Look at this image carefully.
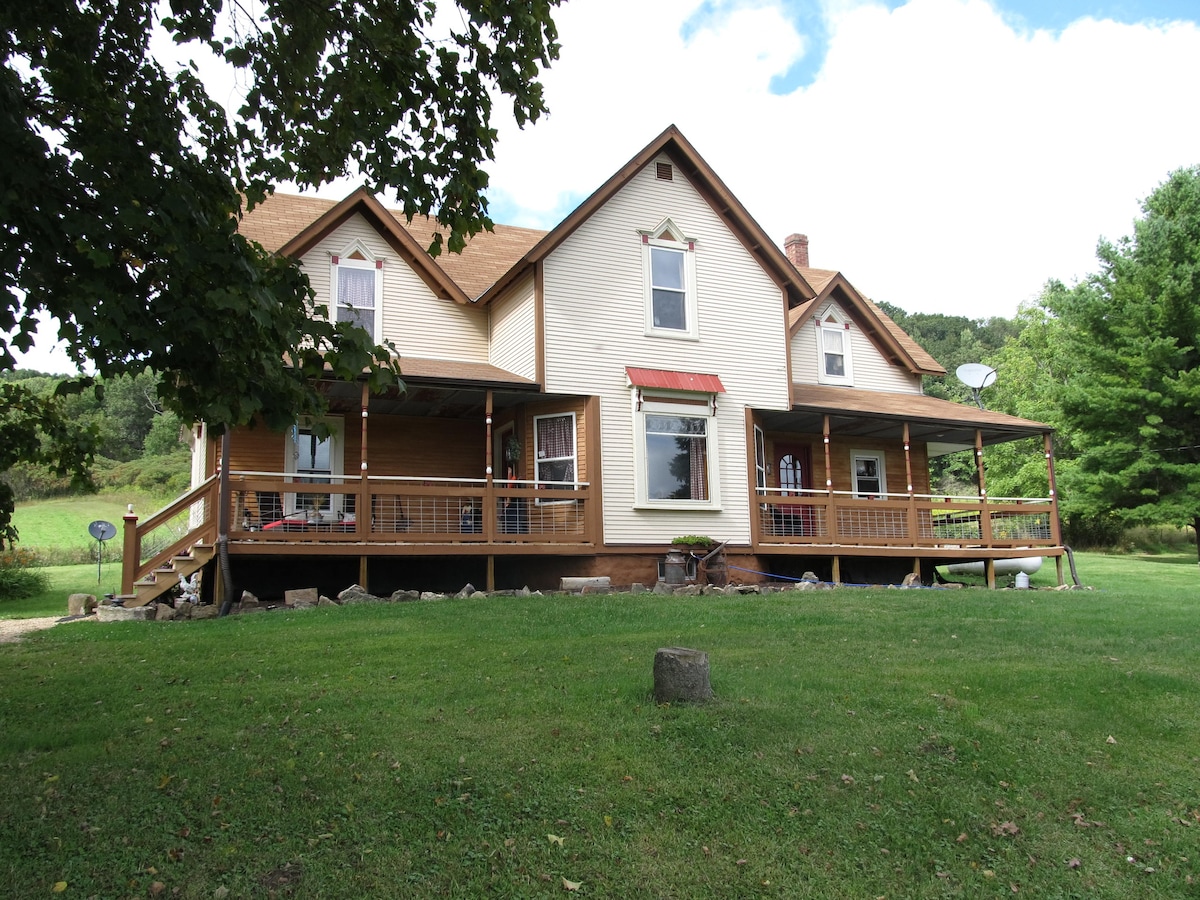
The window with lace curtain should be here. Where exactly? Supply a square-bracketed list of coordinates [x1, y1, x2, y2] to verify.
[331, 252, 382, 341]
[534, 412, 577, 501]
[634, 394, 720, 508]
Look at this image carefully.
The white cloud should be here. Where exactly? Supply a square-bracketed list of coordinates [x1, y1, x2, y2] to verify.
[487, 0, 1200, 318]
[14, 0, 1200, 373]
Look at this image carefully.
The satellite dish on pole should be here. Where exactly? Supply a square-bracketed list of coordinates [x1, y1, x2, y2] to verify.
[88, 520, 117, 586]
[955, 363, 998, 409]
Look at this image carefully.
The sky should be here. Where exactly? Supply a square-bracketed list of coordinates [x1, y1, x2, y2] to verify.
[11, 0, 1200, 372]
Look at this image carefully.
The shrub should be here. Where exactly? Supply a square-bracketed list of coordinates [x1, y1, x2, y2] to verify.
[671, 535, 717, 547]
[1061, 513, 1124, 549]
[0, 548, 49, 601]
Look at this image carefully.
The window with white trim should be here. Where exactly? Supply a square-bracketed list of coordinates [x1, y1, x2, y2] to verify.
[641, 219, 698, 339]
[815, 307, 853, 385]
[331, 248, 383, 341]
[535, 412, 577, 499]
[634, 393, 720, 507]
[851, 450, 886, 499]
[284, 417, 346, 516]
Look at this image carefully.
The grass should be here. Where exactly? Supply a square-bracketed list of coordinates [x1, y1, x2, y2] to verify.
[10, 491, 172, 566]
[0, 564, 110, 617]
[0, 553, 1196, 897]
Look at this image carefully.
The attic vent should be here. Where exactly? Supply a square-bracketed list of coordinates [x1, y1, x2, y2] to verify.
[656, 162, 673, 181]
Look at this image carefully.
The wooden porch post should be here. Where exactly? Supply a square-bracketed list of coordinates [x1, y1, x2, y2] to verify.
[1044, 433, 1062, 545]
[903, 423, 918, 543]
[1045, 432, 1065, 587]
[216, 428, 232, 606]
[746, 409, 760, 547]
[359, 382, 369, 590]
[121, 505, 139, 596]
[584, 395, 604, 545]
[975, 429, 993, 546]
[484, 391, 495, 590]
[823, 415, 837, 542]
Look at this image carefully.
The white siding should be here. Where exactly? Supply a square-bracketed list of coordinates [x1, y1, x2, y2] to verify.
[791, 301, 923, 393]
[299, 214, 489, 363]
[542, 154, 791, 545]
[489, 273, 537, 380]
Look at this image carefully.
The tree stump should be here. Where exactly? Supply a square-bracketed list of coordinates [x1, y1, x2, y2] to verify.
[653, 647, 713, 703]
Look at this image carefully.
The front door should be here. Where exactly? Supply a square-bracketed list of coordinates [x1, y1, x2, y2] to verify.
[775, 443, 813, 535]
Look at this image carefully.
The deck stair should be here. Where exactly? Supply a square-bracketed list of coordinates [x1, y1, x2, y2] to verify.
[119, 544, 216, 608]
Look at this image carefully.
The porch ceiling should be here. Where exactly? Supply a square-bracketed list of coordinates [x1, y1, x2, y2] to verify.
[764, 384, 1052, 448]
[316, 358, 541, 419]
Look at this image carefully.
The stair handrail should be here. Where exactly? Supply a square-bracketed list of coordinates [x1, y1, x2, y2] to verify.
[121, 475, 219, 595]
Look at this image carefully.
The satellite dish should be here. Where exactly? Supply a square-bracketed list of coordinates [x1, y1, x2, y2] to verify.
[955, 363, 998, 410]
[88, 520, 117, 541]
[88, 520, 117, 588]
[955, 363, 997, 390]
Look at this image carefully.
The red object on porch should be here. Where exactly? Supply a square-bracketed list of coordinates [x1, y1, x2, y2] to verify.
[625, 367, 726, 393]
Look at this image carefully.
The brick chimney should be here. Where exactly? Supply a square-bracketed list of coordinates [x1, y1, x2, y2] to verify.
[784, 233, 809, 269]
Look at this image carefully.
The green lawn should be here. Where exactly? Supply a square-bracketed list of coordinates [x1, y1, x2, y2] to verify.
[10, 491, 173, 565]
[1, 553, 1196, 897]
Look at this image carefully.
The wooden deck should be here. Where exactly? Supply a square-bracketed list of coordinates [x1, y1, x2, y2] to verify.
[753, 488, 1059, 551]
[121, 477, 1062, 596]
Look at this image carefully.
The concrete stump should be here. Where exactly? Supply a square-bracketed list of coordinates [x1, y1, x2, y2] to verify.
[653, 647, 713, 703]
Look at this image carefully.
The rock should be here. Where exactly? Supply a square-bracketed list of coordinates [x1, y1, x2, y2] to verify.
[469, 590, 488, 599]
[653, 647, 713, 704]
[629, 582, 648, 594]
[285, 587, 319, 606]
[517, 586, 532, 597]
[96, 604, 153, 622]
[800, 571, 820, 583]
[455, 583, 476, 598]
[735, 584, 761, 595]
[240, 590, 260, 607]
[419, 591, 447, 601]
[581, 585, 611, 595]
[192, 604, 219, 619]
[560, 576, 611, 591]
[900, 573, 922, 588]
[652, 581, 674, 595]
[338, 586, 381, 604]
[155, 603, 176, 621]
[389, 590, 421, 603]
[67, 593, 97, 616]
[317, 595, 337, 606]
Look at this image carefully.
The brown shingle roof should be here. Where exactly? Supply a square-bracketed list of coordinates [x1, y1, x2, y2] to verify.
[790, 266, 945, 376]
[239, 193, 546, 301]
[792, 383, 1048, 434]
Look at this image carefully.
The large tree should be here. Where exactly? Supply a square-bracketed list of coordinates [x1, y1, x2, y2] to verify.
[1047, 166, 1200, 559]
[1, 0, 560, 542]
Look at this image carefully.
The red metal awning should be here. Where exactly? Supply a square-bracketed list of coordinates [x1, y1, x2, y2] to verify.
[625, 366, 726, 393]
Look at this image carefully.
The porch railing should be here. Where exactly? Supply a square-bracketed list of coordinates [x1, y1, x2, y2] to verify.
[225, 473, 592, 544]
[754, 488, 1058, 549]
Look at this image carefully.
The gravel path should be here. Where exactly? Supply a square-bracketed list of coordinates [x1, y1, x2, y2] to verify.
[0, 616, 74, 643]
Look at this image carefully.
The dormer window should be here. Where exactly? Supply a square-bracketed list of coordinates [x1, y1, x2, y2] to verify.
[331, 243, 383, 341]
[815, 306, 854, 385]
[641, 218, 698, 340]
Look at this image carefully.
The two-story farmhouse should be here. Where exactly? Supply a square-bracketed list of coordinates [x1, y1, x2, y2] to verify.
[120, 126, 1065, 602]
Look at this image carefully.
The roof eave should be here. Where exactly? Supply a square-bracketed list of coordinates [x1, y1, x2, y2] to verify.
[277, 188, 472, 306]
[476, 125, 817, 306]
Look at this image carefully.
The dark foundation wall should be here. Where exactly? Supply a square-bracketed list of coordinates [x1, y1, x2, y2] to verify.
[224, 551, 816, 602]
